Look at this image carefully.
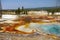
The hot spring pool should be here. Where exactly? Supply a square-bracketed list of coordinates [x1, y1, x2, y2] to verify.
[29, 23, 60, 36]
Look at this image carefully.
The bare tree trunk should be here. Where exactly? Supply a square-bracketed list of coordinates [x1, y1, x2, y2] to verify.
[52, 12, 54, 16]
[0, 0, 2, 18]
[48, 12, 50, 16]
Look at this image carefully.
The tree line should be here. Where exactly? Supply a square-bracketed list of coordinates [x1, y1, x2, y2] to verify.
[15, 7, 60, 15]
[15, 6, 28, 15]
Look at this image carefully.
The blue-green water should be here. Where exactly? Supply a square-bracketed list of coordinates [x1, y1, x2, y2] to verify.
[29, 23, 60, 36]
[39, 23, 60, 36]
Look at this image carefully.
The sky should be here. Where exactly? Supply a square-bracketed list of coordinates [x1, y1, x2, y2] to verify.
[1, 0, 59, 9]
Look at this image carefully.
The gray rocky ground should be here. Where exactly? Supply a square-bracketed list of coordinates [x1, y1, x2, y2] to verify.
[0, 32, 60, 40]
